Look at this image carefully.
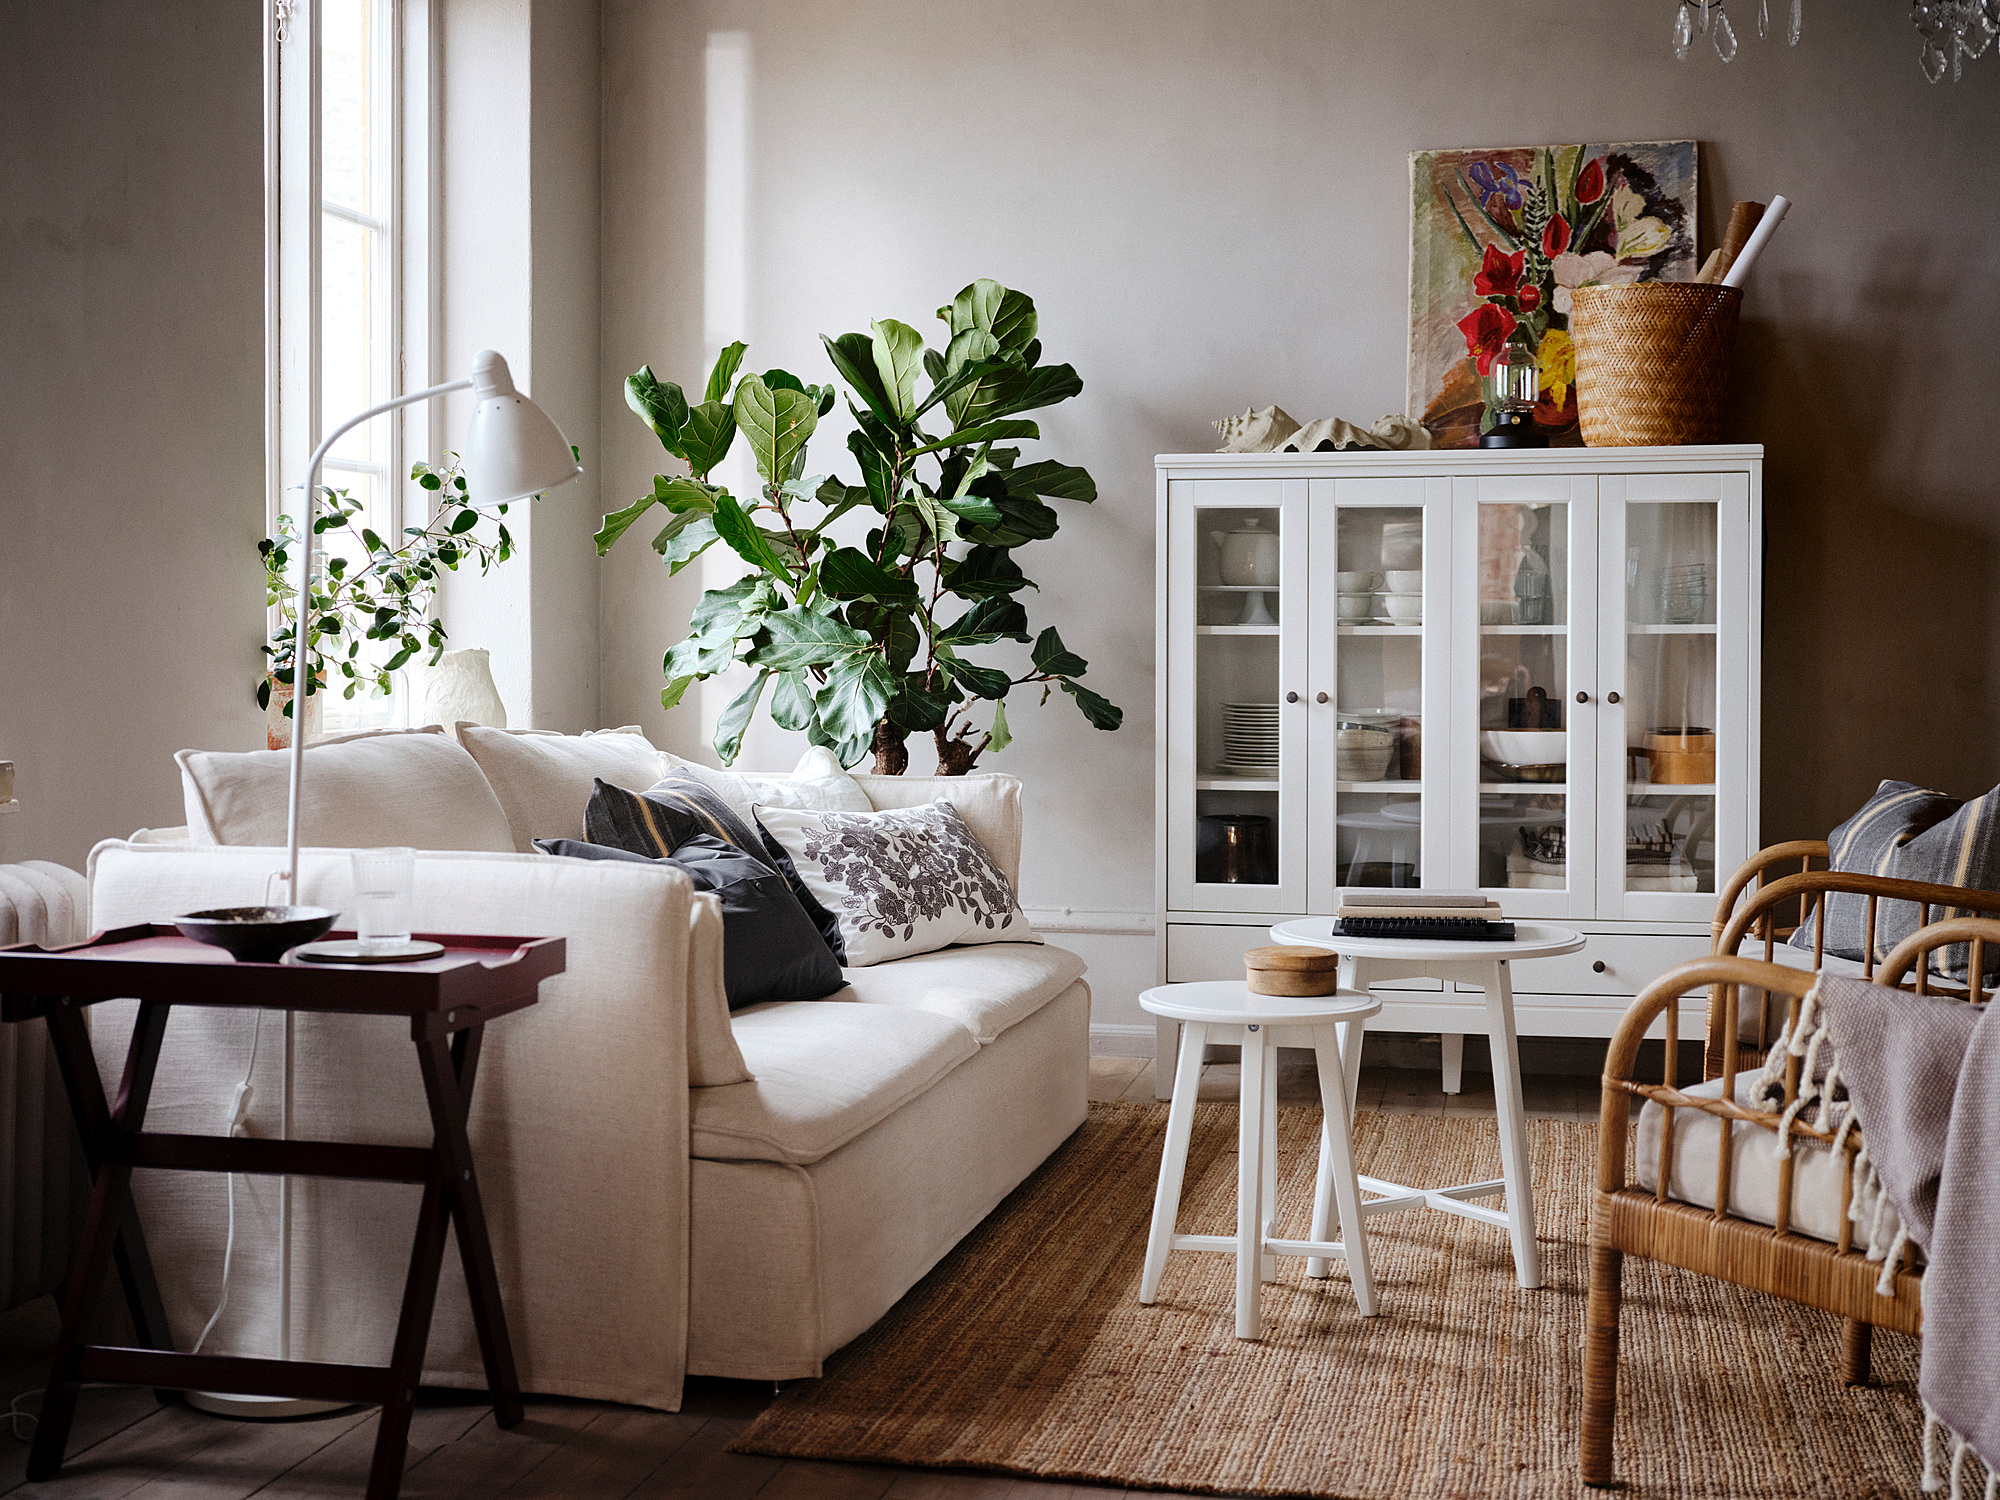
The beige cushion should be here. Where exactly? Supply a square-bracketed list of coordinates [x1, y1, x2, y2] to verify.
[685, 893, 752, 1087]
[458, 725, 663, 851]
[175, 730, 514, 852]
[662, 746, 873, 827]
[691, 1002, 978, 1165]
[1722, 939, 1868, 1044]
[842, 941, 1085, 1045]
[853, 773, 1024, 892]
[1635, 1074, 1853, 1245]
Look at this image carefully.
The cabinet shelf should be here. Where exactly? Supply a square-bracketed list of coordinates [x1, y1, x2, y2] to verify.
[1199, 584, 1280, 592]
[1480, 781, 1569, 793]
[1630, 783, 1716, 795]
[1195, 777, 1280, 791]
[1336, 624, 1422, 636]
[1628, 623, 1718, 634]
[1195, 624, 1279, 636]
[1481, 624, 1567, 636]
[1336, 780, 1418, 793]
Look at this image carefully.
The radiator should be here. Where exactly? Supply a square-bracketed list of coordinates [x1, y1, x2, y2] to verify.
[0, 861, 88, 1311]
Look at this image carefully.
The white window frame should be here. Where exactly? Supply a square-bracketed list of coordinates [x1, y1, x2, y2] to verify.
[266, 0, 438, 727]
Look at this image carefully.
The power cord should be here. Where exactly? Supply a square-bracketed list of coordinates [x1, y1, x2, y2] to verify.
[191, 1011, 264, 1355]
[6, 1384, 115, 1442]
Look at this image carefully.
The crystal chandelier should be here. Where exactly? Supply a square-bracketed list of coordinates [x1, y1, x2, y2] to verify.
[1672, 0, 1801, 62]
[1910, 0, 1998, 80]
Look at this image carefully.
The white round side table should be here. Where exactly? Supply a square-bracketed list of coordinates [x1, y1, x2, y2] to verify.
[1267, 919, 1586, 1290]
[1137, 981, 1383, 1340]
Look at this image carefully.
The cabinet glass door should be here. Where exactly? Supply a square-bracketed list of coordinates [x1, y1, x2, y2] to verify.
[1307, 478, 1447, 910]
[1166, 478, 1308, 913]
[1457, 477, 1597, 916]
[1598, 474, 1751, 919]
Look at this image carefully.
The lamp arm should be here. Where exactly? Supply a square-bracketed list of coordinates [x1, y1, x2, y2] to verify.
[283, 375, 473, 898]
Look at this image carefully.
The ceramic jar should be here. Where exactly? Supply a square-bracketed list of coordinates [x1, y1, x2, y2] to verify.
[1210, 519, 1280, 586]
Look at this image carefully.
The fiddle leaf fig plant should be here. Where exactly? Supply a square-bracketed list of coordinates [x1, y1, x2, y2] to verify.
[597, 279, 1121, 774]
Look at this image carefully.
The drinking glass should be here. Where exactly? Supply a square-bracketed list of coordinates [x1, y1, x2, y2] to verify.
[351, 847, 415, 951]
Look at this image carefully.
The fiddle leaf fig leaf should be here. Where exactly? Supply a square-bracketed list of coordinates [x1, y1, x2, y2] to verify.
[1032, 626, 1088, 679]
[1003, 459, 1097, 503]
[814, 652, 898, 746]
[906, 419, 1039, 458]
[987, 698, 1012, 753]
[938, 597, 1029, 645]
[822, 331, 896, 423]
[713, 670, 771, 765]
[733, 376, 819, 486]
[848, 429, 898, 511]
[941, 279, 1004, 337]
[653, 514, 718, 574]
[710, 492, 793, 583]
[887, 681, 951, 732]
[768, 668, 818, 732]
[936, 651, 1012, 700]
[958, 493, 1061, 548]
[869, 318, 926, 423]
[755, 606, 870, 669]
[704, 341, 748, 405]
[678, 400, 738, 479]
[625, 366, 690, 456]
[818, 545, 919, 601]
[945, 545, 1033, 598]
[594, 495, 656, 555]
[1061, 678, 1123, 730]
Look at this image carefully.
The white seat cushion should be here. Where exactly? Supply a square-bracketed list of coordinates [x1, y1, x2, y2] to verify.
[1635, 1074, 1852, 1246]
[1721, 939, 1867, 1043]
[457, 725, 663, 850]
[175, 731, 515, 852]
[843, 942, 1086, 1045]
[690, 1003, 978, 1165]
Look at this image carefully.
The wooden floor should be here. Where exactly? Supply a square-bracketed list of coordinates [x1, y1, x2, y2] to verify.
[1, 1060, 1593, 1500]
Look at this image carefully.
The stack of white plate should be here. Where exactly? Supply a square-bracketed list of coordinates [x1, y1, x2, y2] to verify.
[1216, 701, 1280, 776]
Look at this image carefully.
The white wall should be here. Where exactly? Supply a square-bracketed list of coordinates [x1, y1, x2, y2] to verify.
[0, 1, 268, 873]
[600, 0, 2000, 1030]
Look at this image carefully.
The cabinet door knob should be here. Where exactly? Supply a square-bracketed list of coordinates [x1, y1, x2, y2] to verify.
[1286, 691, 1300, 704]
[1575, 691, 1589, 704]
[1316, 691, 1329, 704]
[1592, 960, 1607, 974]
[1607, 691, 1622, 705]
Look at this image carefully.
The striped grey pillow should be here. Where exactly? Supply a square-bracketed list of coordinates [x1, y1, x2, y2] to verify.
[1792, 780, 2000, 976]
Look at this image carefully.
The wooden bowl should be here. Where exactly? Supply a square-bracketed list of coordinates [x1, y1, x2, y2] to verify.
[1245, 944, 1342, 997]
[174, 906, 337, 962]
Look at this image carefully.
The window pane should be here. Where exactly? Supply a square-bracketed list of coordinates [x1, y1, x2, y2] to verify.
[320, 212, 378, 464]
[321, 0, 372, 215]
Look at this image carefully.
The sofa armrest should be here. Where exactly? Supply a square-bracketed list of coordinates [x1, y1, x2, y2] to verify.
[86, 840, 701, 1411]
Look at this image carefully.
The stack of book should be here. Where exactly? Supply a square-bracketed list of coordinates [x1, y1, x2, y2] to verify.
[1333, 889, 1516, 941]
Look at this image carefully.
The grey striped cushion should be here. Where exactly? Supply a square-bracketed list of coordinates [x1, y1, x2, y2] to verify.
[1792, 779, 2000, 977]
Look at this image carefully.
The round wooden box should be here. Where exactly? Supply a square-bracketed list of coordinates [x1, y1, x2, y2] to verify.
[1244, 945, 1342, 997]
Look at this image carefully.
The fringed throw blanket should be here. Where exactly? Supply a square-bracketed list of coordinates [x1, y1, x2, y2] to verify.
[1759, 975, 1998, 1497]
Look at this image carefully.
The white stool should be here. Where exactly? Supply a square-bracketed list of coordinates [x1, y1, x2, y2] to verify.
[1137, 981, 1383, 1339]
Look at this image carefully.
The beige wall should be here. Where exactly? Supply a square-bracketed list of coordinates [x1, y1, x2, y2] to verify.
[0, 1, 268, 872]
[600, 0, 2000, 925]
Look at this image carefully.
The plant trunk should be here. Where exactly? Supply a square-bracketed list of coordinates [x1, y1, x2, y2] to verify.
[933, 725, 989, 777]
[870, 719, 909, 776]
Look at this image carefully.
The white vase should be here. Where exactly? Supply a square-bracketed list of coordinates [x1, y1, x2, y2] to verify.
[1210, 519, 1281, 586]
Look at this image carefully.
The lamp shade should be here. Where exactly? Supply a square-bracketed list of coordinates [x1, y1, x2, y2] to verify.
[463, 349, 583, 504]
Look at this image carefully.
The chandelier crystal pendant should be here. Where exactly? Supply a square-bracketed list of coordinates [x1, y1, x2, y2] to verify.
[1671, 0, 1795, 60]
[1909, 0, 1998, 81]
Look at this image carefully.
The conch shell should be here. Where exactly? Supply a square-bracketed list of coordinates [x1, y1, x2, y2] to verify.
[1280, 413, 1434, 453]
[1212, 405, 1299, 453]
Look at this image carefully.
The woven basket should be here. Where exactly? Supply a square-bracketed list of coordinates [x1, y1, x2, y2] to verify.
[1570, 283, 1741, 446]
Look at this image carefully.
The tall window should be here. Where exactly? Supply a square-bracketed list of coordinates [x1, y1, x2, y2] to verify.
[269, 0, 432, 733]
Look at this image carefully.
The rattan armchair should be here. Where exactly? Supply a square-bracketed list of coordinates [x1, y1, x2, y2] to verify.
[1582, 919, 2000, 1489]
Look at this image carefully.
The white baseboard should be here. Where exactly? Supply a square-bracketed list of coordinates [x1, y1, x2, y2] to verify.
[1088, 1023, 1156, 1038]
[1021, 905, 1154, 936]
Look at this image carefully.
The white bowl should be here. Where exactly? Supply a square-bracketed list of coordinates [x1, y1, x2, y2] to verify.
[1335, 571, 1381, 592]
[1482, 729, 1567, 767]
[1336, 596, 1372, 620]
[1378, 593, 1424, 622]
[1479, 599, 1519, 626]
[1384, 570, 1424, 592]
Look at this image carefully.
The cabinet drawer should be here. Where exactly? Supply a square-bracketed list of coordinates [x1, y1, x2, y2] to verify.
[1166, 924, 1441, 991]
[1502, 934, 1710, 998]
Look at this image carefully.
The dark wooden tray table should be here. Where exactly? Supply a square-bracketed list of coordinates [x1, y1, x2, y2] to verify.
[0, 923, 565, 1499]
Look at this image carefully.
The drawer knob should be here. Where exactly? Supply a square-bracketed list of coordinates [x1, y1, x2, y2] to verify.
[1316, 691, 1329, 704]
[1592, 960, 1607, 974]
[1286, 691, 1300, 704]
[1607, 691, 1622, 705]
[1575, 691, 1589, 704]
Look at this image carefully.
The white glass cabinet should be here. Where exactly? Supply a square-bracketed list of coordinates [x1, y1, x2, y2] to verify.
[1155, 447, 1762, 1069]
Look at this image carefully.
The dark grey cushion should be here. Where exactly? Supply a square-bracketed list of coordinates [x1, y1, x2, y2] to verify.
[534, 834, 844, 1009]
[1792, 779, 2000, 977]
[580, 775, 846, 963]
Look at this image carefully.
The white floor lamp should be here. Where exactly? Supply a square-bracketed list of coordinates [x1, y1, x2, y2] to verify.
[188, 350, 579, 1418]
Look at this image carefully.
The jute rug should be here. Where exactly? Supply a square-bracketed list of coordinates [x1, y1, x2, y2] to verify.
[733, 1100, 1926, 1499]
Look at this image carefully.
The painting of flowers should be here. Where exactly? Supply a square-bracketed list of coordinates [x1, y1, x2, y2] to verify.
[1407, 142, 1698, 447]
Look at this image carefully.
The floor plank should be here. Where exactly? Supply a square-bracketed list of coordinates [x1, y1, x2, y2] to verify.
[1085, 1057, 1143, 1103]
[493, 1406, 706, 1500]
[241, 1395, 492, 1498]
[623, 1415, 783, 1500]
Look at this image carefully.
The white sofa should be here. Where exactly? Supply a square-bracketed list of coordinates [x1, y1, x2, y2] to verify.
[84, 737, 1088, 1412]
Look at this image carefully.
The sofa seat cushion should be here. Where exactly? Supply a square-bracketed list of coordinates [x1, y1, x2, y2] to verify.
[842, 942, 1086, 1046]
[690, 1003, 978, 1165]
[1634, 1073, 1857, 1247]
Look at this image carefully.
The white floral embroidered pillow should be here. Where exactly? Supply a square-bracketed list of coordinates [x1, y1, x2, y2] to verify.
[754, 799, 1041, 967]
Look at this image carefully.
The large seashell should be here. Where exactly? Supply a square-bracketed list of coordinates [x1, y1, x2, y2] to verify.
[1212, 405, 1299, 453]
[1277, 412, 1435, 453]
[1369, 412, 1433, 451]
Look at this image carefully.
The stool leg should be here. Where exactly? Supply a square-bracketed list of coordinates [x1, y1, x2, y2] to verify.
[1484, 959, 1543, 1289]
[1306, 1024, 1350, 1279]
[1153, 1016, 1178, 1100]
[1336, 1014, 1366, 1114]
[1441, 1032, 1464, 1095]
[1236, 1026, 1267, 1340]
[1140, 1021, 1206, 1304]
[1260, 1035, 1278, 1283]
[1313, 1022, 1377, 1316]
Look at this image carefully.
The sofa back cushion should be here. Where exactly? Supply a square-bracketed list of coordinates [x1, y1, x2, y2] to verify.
[176, 730, 515, 852]
[458, 725, 663, 851]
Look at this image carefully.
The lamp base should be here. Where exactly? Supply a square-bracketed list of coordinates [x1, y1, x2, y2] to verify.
[186, 1390, 354, 1420]
[1479, 411, 1548, 448]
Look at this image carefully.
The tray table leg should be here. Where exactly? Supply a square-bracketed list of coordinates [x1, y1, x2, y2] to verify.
[29, 1000, 172, 1482]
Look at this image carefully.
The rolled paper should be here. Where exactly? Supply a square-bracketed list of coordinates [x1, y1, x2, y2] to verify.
[1694, 248, 1727, 284]
[1721, 194, 1791, 290]
[1717, 200, 1766, 277]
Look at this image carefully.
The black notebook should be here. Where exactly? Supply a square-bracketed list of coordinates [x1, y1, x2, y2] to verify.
[1332, 916, 1517, 942]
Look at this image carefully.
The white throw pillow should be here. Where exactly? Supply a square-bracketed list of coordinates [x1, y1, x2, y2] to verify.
[660, 745, 872, 829]
[755, 799, 1039, 967]
[176, 730, 516, 851]
[458, 724, 663, 851]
